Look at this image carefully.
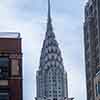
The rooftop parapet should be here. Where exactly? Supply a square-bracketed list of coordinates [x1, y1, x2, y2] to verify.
[0, 32, 21, 53]
[0, 32, 20, 38]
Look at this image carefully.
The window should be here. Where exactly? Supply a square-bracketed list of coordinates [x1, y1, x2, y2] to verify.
[0, 57, 9, 80]
[59, 91, 61, 93]
[59, 87, 61, 89]
[53, 47, 56, 53]
[48, 47, 51, 53]
[96, 66, 100, 74]
[96, 81, 100, 97]
[89, 5, 93, 14]
[59, 80, 60, 82]
[49, 80, 51, 82]
[53, 98, 57, 100]
[11, 60, 19, 75]
[0, 86, 9, 100]
[58, 57, 61, 62]
[45, 56, 48, 62]
[96, 57, 99, 66]
[0, 94, 8, 100]
[98, 81, 100, 95]
[49, 91, 51, 93]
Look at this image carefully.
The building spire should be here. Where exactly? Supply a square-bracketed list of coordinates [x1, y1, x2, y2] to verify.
[47, 0, 53, 32]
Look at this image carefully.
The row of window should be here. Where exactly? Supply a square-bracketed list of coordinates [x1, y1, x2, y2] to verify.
[44, 54, 62, 63]
[46, 31, 55, 40]
[0, 57, 19, 80]
[48, 91, 62, 96]
[96, 81, 100, 97]
[43, 46, 61, 57]
[85, 1, 96, 18]
[0, 95, 8, 100]
[45, 38, 57, 47]
[49, 76, 62, 79]
[48, 87, 61, 89]
[48, 95, 61, 97]
[0, 58, 9, 80]
[0, 86, 9, 100]
[44, 62, 63, 71]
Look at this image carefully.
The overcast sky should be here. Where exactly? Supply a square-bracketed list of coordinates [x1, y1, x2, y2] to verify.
[0, 0, 88, 100]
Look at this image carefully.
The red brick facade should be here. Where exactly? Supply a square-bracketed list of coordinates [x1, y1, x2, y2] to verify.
[0, 37, 23, 100]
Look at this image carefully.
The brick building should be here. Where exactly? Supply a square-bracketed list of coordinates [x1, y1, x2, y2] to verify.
[0, 32, 23, 100]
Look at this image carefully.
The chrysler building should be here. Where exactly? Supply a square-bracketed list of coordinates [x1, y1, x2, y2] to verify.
[36, 0, 69, 100]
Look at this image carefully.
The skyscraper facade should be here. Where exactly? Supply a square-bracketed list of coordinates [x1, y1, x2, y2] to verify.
[84, 0, 100, 100]
[94, 71, 100, 100]
[0, 32, 23, 100]
[36, 0, 68, 100]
